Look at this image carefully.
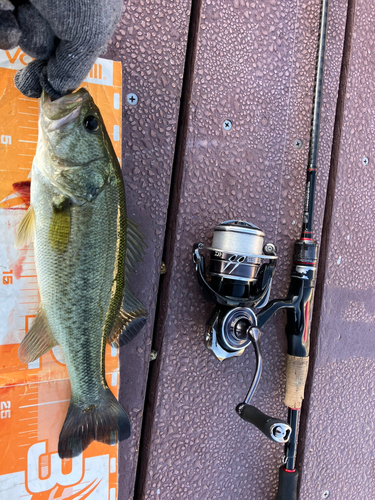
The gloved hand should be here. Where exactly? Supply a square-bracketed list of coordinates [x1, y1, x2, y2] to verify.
[0, 0, 122, 99]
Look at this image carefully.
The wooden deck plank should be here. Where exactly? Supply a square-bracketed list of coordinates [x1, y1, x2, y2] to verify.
[141, 0, 348, 498]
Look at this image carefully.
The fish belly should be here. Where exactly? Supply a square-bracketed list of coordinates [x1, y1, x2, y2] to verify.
[31, 164, 120, 403]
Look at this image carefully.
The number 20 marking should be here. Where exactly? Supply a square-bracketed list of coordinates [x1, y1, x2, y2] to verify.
[1, 401, 11, 419]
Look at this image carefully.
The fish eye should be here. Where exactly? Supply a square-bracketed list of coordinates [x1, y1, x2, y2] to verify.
[84, 115, 99, 132]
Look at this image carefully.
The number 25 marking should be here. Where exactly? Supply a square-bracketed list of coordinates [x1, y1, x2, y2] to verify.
[1, 401, 11, 419]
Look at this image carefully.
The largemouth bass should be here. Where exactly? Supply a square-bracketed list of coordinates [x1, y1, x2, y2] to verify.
[15, 88, 147, 459]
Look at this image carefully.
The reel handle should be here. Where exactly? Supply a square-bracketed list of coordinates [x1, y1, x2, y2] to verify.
[236, 403, 291, 443]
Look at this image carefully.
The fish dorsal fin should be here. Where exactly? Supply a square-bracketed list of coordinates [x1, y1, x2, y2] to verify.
[15, 206, 35, 248]
[18, 307, 58, 363]
[125, 218, 146, 279]
[108, 287, 147, 347]
[49, 196, 71, 253]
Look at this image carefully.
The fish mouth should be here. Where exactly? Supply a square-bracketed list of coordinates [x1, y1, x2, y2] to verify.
[41, 88, 91, 126]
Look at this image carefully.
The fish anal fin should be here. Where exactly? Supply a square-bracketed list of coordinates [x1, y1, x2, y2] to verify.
[108, 287, 147, 347]
[15, 206, 35, 248]
[125, 218, 146, 279]
[49, 198, 71, 253]
[58, 388, 130, 459]
[18, 307, 58, 363]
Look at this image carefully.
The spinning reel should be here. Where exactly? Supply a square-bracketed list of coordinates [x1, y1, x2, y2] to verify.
[194, 220, 318, 448]
[193, 220, 291, 444]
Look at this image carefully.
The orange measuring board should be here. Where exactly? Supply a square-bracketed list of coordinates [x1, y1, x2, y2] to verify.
[0, 49, 123, 500]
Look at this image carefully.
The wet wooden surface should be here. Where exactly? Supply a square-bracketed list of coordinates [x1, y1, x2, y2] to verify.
[300, 1, 375, 497]
[104, 0, 192, 496]
[139, 0, 349, 498]
[103, 0, 375, 498]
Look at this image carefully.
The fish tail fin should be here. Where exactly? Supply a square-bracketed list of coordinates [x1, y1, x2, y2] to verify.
[58, 388, 130, 459]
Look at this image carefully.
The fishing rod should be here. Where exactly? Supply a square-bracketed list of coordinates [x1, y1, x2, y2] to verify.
[192, 0, 329, 498]
[272, 0, 329, 496]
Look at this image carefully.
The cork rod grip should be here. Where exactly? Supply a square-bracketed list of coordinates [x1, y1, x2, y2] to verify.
[284, 355, 309, 409]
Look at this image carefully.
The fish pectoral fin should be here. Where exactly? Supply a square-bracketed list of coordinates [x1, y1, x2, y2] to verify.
[18, 307, 58, 363]
[125, 218, 147, 279]
[108, 287, 147, 347]
[49, 199, 71, 253]
[15, 205, 35, 248]
[12, 180, 31, 206]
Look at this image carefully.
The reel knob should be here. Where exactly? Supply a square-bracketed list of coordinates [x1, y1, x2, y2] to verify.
[236, 403, 291, 444]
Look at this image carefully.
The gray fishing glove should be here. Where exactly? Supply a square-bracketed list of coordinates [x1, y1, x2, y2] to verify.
[0, 0, 122, 99]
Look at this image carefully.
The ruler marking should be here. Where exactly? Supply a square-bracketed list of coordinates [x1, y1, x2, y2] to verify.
[20, 399, 70, 409]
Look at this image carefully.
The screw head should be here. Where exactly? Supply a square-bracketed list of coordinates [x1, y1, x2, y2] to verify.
[127, 93, 138, 105]
[363, 156, 369, 166]
[322, 491, 330, 499]
[294, 139, 303, 149]
[264, 243, 276, 255]
[223, 120, 232, 131]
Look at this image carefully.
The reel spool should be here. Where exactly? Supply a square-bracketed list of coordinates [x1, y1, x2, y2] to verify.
[193, 220, 277, 307]
[208, 220, 267, 282]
